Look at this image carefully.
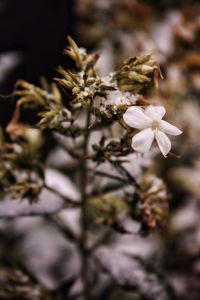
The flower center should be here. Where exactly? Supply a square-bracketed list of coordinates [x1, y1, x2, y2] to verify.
[151, 120, 160, 131]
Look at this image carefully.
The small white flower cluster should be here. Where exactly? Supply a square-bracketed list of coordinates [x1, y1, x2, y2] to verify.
[77, 47, 87, 57]
[107, 91, 139, 107]
[123, 105, 182, 157]
[101, 72, 116, 87]
[105, 90, 139, 113]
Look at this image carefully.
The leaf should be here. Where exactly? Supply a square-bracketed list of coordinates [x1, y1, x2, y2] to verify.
[95, 248, 171, 300]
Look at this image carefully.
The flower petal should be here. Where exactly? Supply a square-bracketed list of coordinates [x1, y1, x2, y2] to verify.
[144, 105, 166, 120]
[123, 106, 151, 129]
[131, 128, 154, 153]
[160, 120, 182, 135]
[155, 130, 171, 157]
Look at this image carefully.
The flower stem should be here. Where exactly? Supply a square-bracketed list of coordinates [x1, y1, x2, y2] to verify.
[79, 104, 92, 300]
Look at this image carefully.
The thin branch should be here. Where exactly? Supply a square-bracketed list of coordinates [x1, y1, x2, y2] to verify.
[0, 210, 61, 220]
[56, 137, 80, 159]
[0, 202, 79, 220]
[90, 181, 128, 197]
[88, 229, 113, 253]
[114, 163, 141, 189]
[87, 167, 129, 184]
[46, 214, 79, 243]
[79, 101, 93, 300]
[44, 183, 80, 207]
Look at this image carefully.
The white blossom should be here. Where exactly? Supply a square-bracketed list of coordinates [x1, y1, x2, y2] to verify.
[101, 73, 116, 86]
[107, 90, 139, 109]
[123, 105, 182, 157]
[77, 47, 87, 56]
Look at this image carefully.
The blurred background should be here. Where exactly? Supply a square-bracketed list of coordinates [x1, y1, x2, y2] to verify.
[0, 0, 200, 299]
[0, 0, 73, 125]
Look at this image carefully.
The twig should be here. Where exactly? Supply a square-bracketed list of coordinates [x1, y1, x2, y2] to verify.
[87, 167, 129, 184]
[114, 163, 140, 189]
[55, 135, 80, 159]
[88, 229, 113, 253]
[79, 102, 93, 300]
[90, 181, 128, 197]
[0, 210, 63, 220]
[46, 214, 79, 243]
[44, 184, 80, 207]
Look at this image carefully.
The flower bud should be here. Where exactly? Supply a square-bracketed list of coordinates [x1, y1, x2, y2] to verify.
[141, 65, 154, 74]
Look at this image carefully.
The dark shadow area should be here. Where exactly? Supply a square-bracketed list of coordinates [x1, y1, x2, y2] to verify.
[0, 0, 75, 126]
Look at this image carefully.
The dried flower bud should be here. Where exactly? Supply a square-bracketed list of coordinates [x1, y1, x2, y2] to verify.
[89, 194, 127, 226]
[114, 55, 159, 93]
[131, 174, 170, 234]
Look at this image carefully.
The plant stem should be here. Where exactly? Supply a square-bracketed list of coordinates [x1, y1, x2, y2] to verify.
[79, 104, 92, 300]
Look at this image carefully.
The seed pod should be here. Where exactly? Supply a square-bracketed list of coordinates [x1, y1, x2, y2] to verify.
[119, 84, 142, 93]
[135, 64, 154, 74]
[67, 36, 79, 52]
[85, 54, 99, 72]
[52, 83, 62, 104]
[63, 49, 76, 61]
[123, 56, 136, 65]
[58, 67, 74, 83]
[128, 72, 151, 83]
[72, 86, 80, 94]
[58, 79, 74, 90]
[134, 55, 151, 65]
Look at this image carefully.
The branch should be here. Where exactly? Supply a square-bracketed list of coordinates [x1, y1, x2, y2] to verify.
[44, 184, 80, 207]
[87, 167, 129, 184]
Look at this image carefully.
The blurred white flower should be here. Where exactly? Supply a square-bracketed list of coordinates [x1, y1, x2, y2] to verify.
[123, 105, 182, 156]
[0, 51, 22, 83]
[107, 90, 138, 108]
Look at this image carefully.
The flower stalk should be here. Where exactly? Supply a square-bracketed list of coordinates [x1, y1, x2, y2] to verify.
[79, 101, 92, 300]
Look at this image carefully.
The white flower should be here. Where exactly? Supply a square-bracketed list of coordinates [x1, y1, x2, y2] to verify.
[107, 91, 139, 108]
[123, 105, 182, 156]
[77, 47, 87, 56]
